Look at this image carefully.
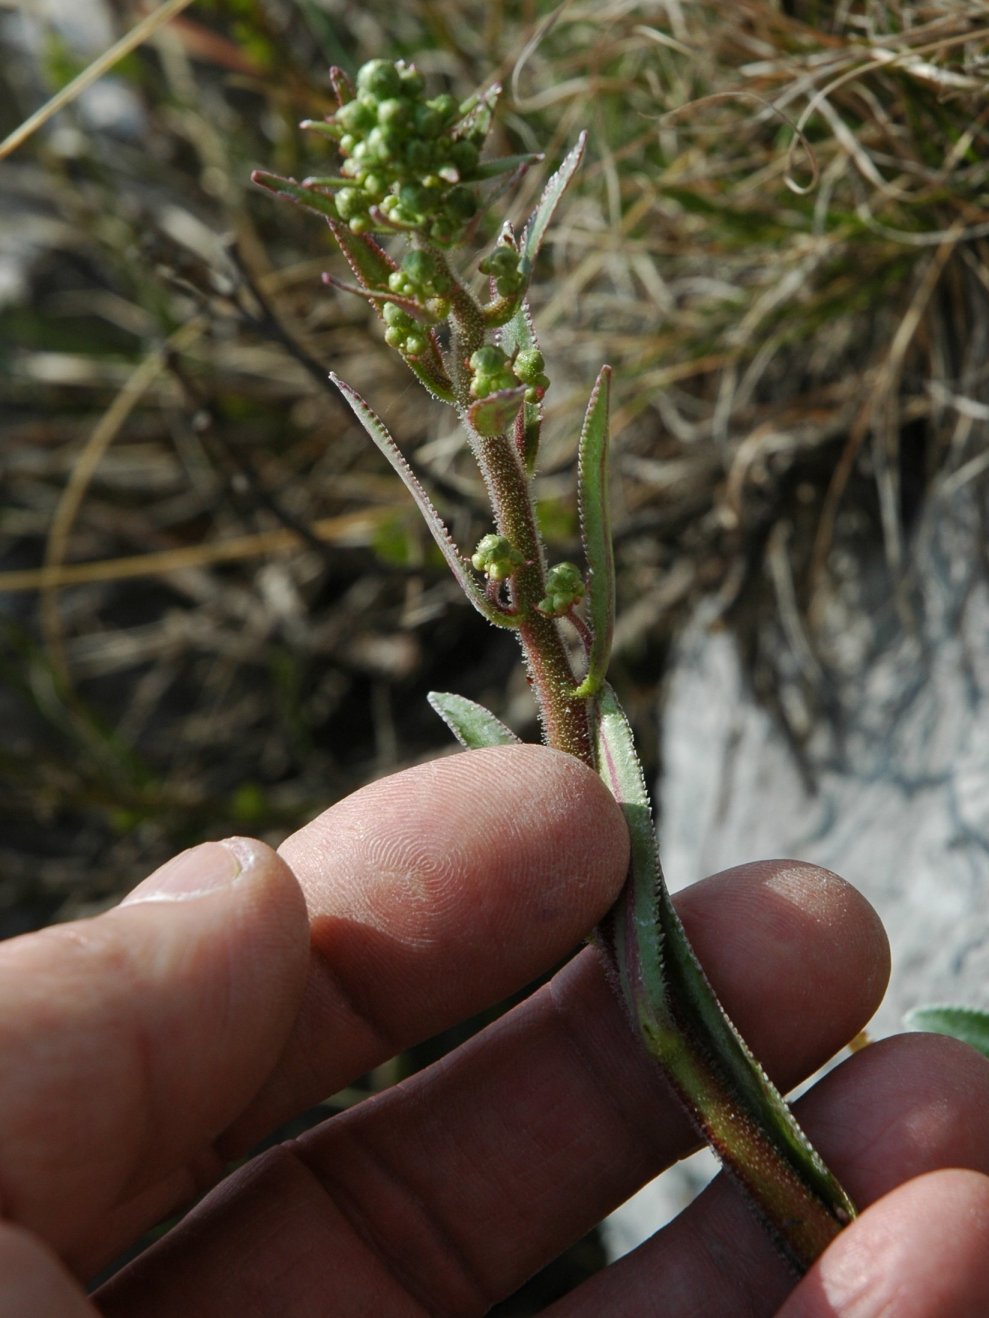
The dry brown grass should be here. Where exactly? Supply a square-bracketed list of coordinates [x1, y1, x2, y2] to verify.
[2, 0, 987, 916]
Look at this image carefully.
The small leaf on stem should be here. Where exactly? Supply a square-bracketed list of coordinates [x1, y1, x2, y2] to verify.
[573, 366, 614, 697]
[427, 691, 521, 748]
[519, 131, 587, 278]
[331, 374, 517, 628]
[468, 385, 527, 439]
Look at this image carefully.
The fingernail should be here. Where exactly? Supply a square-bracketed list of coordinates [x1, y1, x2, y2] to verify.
[121, 839, 247, 905]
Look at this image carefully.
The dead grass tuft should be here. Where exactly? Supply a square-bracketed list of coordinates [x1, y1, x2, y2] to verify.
[2, 0, 987, 923]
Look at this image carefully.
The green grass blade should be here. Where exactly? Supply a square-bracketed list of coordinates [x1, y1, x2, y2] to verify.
[906, 1005, 989, 1058]
[331, 375, 516, 629]
[573, 366, 614, 698]
[427, 691, 520, 748]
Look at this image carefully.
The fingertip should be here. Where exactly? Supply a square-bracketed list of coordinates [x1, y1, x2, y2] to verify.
[0, 1223, 94, 1316]
[780, 1169, 989, 1317]
[279, 742, 629, 960]
[676, 860, 891, 1087]
[0, 837, 310, 1269]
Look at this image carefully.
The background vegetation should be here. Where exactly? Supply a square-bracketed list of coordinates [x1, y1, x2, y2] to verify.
[3, 0, 988, 1304]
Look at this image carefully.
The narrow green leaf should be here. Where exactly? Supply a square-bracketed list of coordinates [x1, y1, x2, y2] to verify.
[427, 691, 520, 749]
[252, 169, 343, 223]
[593, 684, 855, 1269]
[519, 131, 587, 278]
[401, 340, 456, 404]
[331, 374, 517, 629]
[252, 174, 402, 304]
[573, 366, 614, 698]
[905, 1005, 989, 1058]
[325, 218, 397, 293]
[474, 152, 543, 179]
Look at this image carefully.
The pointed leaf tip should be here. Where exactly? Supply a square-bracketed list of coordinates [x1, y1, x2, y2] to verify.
[427, 691, 521, 749]
[573, 365, 614, 698]
[519, 130, 587, 278]
[330, 374, 517, 630]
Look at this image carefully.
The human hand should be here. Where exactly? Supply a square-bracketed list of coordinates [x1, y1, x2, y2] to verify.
[2, 747, 988, 1316]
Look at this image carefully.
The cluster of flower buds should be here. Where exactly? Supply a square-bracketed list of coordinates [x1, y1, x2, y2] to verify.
[381, 302, 428, 357]
[386, 249, 453, 315]
[469, 345, 550, 404]
[479, 245, 525, 298]
[468, 346, 516, 399]
[471, 533, 525, 582]
[325, 58, 488, 244]
[511, 348, 550, 403]
[537, 562, 585, 616]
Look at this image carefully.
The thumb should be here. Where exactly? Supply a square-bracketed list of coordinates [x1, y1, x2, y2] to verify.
[0, 837, 308, 1277]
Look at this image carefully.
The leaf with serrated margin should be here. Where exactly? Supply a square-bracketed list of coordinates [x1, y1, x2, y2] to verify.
[519, 131, 587, 278]
[573, 366, 614, 698]
[325, 218, 397, 292]
[427, 691, 520, 748]
[252, 170, 345, 222]
[593, 683, 856, 1269]
[331, 375, 517, 629]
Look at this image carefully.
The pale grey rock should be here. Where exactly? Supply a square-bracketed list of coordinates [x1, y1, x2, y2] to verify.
[604, 474, 989, 1257]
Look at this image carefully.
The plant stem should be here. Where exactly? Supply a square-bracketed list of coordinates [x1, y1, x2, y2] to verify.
[472, 428, 592, 762]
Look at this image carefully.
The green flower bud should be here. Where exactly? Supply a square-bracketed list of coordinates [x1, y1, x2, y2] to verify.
[376, 98, 409, 129]
[428, 218, 455, 245]
[471, 533, 524, 582]
[336, 99, 375, 135]
[513, 348, 546, 384]
[414, 105, 445, 139]
[480, 245, 524, 296]
[469, 346, 515, 397]
[362, 172, 387, 200]
[335, 187, 367, 222]
[356, 59, 404, 101]
[398, 181, 430, 217]
[513, 349, 550, 401]
[363, 126, 391, 164]
[470, 346, 509, 374]
[382, 302, 413, 329]
[428, 93, 457, 122]
[537, 562, 585, 616]
[402, 138, 433, 172]
[403, 249, 434, 285]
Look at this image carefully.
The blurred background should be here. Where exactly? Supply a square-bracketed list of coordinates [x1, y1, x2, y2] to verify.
[3, 0, 988, 1304]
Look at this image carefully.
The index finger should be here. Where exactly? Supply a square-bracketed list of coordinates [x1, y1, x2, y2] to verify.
[224, 744, 630, 1150]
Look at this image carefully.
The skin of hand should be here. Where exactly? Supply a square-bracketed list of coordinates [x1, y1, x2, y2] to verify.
[1, 747, 988, 1317]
